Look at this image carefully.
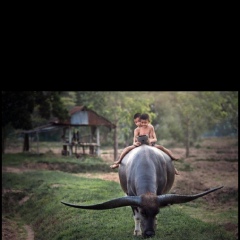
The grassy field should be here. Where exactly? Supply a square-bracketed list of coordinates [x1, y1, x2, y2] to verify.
[2, 137, 238, 240]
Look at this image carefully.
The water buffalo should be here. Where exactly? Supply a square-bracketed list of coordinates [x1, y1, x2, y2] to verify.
[61, 144, 223, 238]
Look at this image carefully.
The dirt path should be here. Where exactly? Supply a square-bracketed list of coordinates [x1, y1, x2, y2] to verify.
[2, 217, 34, 240]
[2, 188, 34, 240]
[23, 225, 34, 240]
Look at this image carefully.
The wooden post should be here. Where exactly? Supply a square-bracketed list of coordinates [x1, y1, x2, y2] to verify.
[36, 131, 39, 155]
[23, 133, 29, 152]
[96, 127, 100, 156]
[82, 145, 86, 154]
[69, 126, 72, 156]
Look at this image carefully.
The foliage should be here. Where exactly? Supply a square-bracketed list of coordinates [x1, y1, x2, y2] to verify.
[102, 92, 156, 134]
[2, 91, 69, 130]
[76, 91, 107, 113]
[2, 91, 69, 153]
[3, 91, 238, 158]
[59, 91, 77, 110]
[73, 91, 158, 158]
[148, 92, 238, 157]
[200, 91, 238, 136]
[2, 91, 35, 130]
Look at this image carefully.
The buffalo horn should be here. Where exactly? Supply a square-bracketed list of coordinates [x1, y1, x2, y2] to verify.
[157, 186, 223, 207]
[61, 196, 141, 210]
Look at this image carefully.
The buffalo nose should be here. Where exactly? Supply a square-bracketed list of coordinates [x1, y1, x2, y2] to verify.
[144, 230, 155, 238]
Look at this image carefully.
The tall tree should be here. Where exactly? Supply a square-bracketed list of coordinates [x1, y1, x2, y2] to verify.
[75, 91, 107, 113]
[2, 91, 68, 153]
[60, 91, 77, 110]
[100, 92, 156, 160]
[169, 91, 238, 157]
[202, 91, 238, 135]
[75, 91, 156, 160]
[173, 92, 205, 157]
[69, 91, 238, 159]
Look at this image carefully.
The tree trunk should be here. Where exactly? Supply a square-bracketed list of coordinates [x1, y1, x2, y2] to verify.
[23, 133, 29, 152]
[113, 127, 118, 161]
[2, 127, 5, 154]
[185, 121, 190, 158]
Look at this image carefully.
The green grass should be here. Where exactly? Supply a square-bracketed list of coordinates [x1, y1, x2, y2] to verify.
[2, 152, 112, 173]
[195, 158, 238, 162]
[2, 215, 27, 240]
[2, 153, 237, 240]
[3, 170, 235, 240]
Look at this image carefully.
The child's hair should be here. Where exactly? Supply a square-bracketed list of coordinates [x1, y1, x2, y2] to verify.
[133, 113, 141, 119]
[140, 113, 150, 121]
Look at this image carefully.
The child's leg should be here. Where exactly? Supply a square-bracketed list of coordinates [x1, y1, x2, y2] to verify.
[155, 144, 178, 160]
[110, 145, 137, 169]
[175, 167, 180, 175]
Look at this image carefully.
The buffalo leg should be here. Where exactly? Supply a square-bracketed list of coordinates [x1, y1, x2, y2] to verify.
[132, 207, 142, 236]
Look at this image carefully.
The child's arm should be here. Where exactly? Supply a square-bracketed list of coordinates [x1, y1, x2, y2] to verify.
[149, 125, 157, 144]
[133, 128, 141, 146]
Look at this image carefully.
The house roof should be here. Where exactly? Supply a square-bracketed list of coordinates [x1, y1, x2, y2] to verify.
[50, 106, 116, 129]
[69, 106, 86, 115]
[21, 124, 61, 134]
[21, 106, 116, 134]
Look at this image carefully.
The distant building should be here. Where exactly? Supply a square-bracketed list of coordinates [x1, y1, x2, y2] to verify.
[22, 106, 116, 156]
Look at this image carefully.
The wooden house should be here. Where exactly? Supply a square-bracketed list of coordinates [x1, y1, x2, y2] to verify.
[22, 106, 116, 156]
[51, 106, 116, 156]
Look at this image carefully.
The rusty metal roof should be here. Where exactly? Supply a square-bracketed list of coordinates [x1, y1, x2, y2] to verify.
[51, 106, 116, 129]
[21, 106, 116, 134]
[69, 106, 86, 115]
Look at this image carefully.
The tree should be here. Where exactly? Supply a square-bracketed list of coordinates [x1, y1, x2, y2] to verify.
[2, 91, 68, 153]
[173, 92, 206, 157]
[59, 91, 238, 160]
[100, 92, 156, 160]
[168, 91, 238, 157]
[75, 91, 156, 160]
[212, 91, 238, 135]
[60, 91, 77, 110]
